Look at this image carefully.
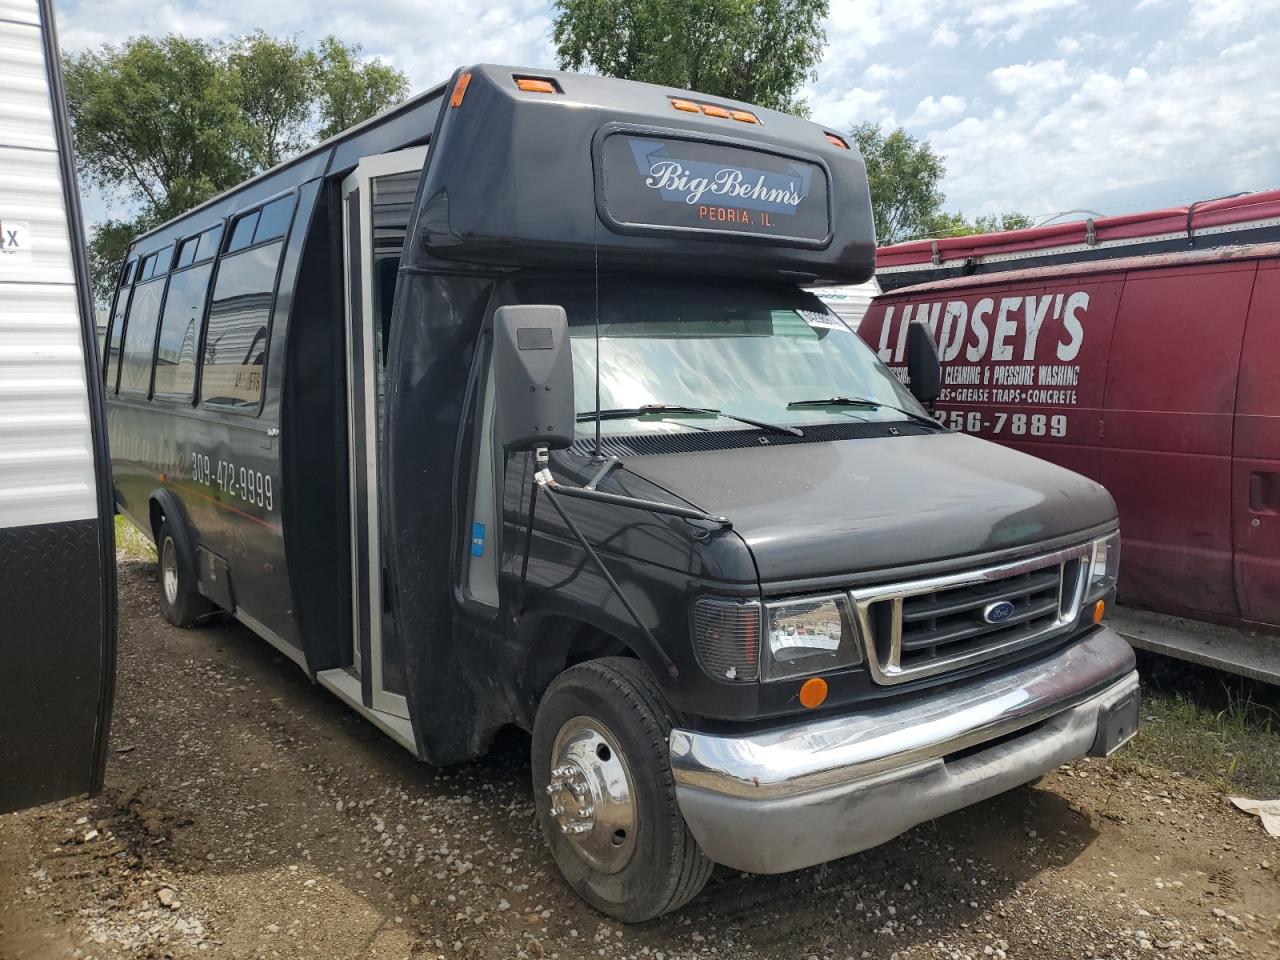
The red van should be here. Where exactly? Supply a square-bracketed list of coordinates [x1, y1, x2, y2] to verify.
[858, 240, 1280, 672]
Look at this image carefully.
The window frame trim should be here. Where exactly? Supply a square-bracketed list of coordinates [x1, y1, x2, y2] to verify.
[149, 258, 218, 405]
[116, 273, 171, 400]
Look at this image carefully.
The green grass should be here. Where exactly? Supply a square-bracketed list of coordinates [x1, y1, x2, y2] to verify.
[114, 513, 155, 562]
[1116, 651, 1280, 797]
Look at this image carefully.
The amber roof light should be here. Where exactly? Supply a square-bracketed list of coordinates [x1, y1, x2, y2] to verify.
[514, 76, 560, 94]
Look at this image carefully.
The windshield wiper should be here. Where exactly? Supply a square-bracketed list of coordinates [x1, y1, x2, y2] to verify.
[576, 404, 803, 437]
[787, 396, 946, 430]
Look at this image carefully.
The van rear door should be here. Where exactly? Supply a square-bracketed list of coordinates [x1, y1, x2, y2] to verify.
[1100, 259, 1255, 619]
[1232, 258, 1280, 625]
[0, 0, 116, 813]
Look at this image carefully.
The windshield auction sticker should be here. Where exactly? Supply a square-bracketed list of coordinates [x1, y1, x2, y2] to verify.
[599, 133, 831, 245]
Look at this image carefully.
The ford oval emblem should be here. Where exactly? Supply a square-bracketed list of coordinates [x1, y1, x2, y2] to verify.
[983, 600, 1016, 624]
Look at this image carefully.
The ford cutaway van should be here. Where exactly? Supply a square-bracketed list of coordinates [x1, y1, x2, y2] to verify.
[102, 65, 1138, 920]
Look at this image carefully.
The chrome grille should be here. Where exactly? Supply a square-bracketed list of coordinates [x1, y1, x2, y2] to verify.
[850, 543, 1092, 685]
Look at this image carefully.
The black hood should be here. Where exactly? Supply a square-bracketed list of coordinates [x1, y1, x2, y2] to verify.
[619, 432, 1116, 583]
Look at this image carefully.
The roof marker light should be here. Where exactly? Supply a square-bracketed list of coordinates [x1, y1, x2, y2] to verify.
[701, 104, 731, 119]
[515, 77, 558, 93]
[450, 72, 471, 108]
[729, 109, 759, 124]
[670, 97, 700, 113]
[825, 132, 849, 149]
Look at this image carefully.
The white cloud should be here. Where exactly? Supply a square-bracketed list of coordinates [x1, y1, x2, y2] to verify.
[57, 1, 555, 89]
[966, 0, 1081, 44]
[933, 32, 1280, 216]
[1188, 0, 1280, 33]
[988, 59, 1074, 99]
[863, 63, 904, 84]
[906, 94, 967, 127]
[931, 22, 960, 47]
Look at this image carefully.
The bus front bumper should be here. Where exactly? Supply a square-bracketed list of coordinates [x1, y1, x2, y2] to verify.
[668, 627, 1138, 875]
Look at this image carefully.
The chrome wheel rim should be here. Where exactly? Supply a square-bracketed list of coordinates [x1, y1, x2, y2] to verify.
[545, 716, 637, 874]
[161, 537, 179, 605]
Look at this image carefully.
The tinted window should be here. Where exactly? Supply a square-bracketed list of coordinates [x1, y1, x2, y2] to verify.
[195, 224, 224, 262]
[117, 277, 166, 396]
[201, 241, 283, 408]
[138, 252, 157, 280]
[103, 287, 133, 392]
[120, 258, 137, 286]
[175, 236, 199, 269]
[152, 244, 174, 276]
[253, 195, 296, 243]
[227, 212, 258, 252]
[153, 262, 214, 400]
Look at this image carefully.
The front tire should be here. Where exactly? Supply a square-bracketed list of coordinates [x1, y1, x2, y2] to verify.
[532, 657, 712, 922]
[156, 520, 211, 627]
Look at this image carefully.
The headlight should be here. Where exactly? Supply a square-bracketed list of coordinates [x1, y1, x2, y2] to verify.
[763, 595, 861, 682]
[1085, 531, 1121, 602]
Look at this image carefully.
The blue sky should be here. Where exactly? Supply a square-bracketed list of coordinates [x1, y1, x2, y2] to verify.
[59, 0, 1280, 232]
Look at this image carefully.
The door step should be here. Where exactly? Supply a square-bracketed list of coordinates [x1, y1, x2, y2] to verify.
[316, 668, 417, 754]
[1111, 606, 1280, 686]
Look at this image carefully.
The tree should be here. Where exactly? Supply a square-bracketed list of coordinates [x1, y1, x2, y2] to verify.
[849, 122, 946, 245]
[552, 0, 828, 114]
[86, 218, 148, 306]
[924, 210, 1036, 239]
[65, 33, 409, 302]
[313, 37, 410, 140]
[228, 32, 315, 170]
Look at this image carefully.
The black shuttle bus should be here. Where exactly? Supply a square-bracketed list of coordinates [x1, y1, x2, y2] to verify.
[103, 66, 1139, 920]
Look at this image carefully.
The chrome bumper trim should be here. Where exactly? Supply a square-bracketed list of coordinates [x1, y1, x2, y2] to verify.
[669, 628, 1138, 874]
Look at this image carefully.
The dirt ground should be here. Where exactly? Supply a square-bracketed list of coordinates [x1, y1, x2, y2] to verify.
[1, 550, 1277, 960]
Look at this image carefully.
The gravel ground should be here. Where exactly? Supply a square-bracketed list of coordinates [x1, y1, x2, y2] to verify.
[1, 550, 1277, 960]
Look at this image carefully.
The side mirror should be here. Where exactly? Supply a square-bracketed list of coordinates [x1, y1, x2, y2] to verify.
[493, 304, 576, 451]
[906, 322, 941, 407]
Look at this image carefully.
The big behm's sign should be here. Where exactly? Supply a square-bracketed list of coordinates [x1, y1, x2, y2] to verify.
[597, 132, 831, 246]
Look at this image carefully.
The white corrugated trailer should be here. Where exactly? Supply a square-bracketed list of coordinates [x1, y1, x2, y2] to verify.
[813, 277, 881, 329]
[0, 0, 116, 812]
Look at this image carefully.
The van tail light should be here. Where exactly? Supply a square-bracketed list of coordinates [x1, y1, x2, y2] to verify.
[450, 72, 471, 108]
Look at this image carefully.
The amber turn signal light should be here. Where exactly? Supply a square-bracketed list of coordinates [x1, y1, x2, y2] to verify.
[515, 77, 557, 94]
[1093, 599, 1106, 624]
[450, 72, 471, 108]
[799, 677, 829, 709]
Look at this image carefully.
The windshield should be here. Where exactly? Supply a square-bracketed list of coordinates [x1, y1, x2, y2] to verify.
[534, 277, 927, 435]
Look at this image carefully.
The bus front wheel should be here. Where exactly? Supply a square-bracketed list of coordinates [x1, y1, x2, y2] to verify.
[531, 657, 712, 922]
[156, 520, 211, 627]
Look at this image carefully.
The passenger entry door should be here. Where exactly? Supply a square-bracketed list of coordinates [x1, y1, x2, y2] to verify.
[339, 147, 426, 723]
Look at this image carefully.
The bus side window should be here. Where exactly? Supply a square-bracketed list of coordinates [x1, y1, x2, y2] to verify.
[103, 258, 138, 389]
[200, 240, 285, 409]
[154, 261, 215, 401]
[117, 276, 167, 397]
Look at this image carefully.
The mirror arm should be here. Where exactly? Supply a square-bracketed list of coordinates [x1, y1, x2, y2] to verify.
[533, 448, 731, 527]
[533, 449, 686, 679]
